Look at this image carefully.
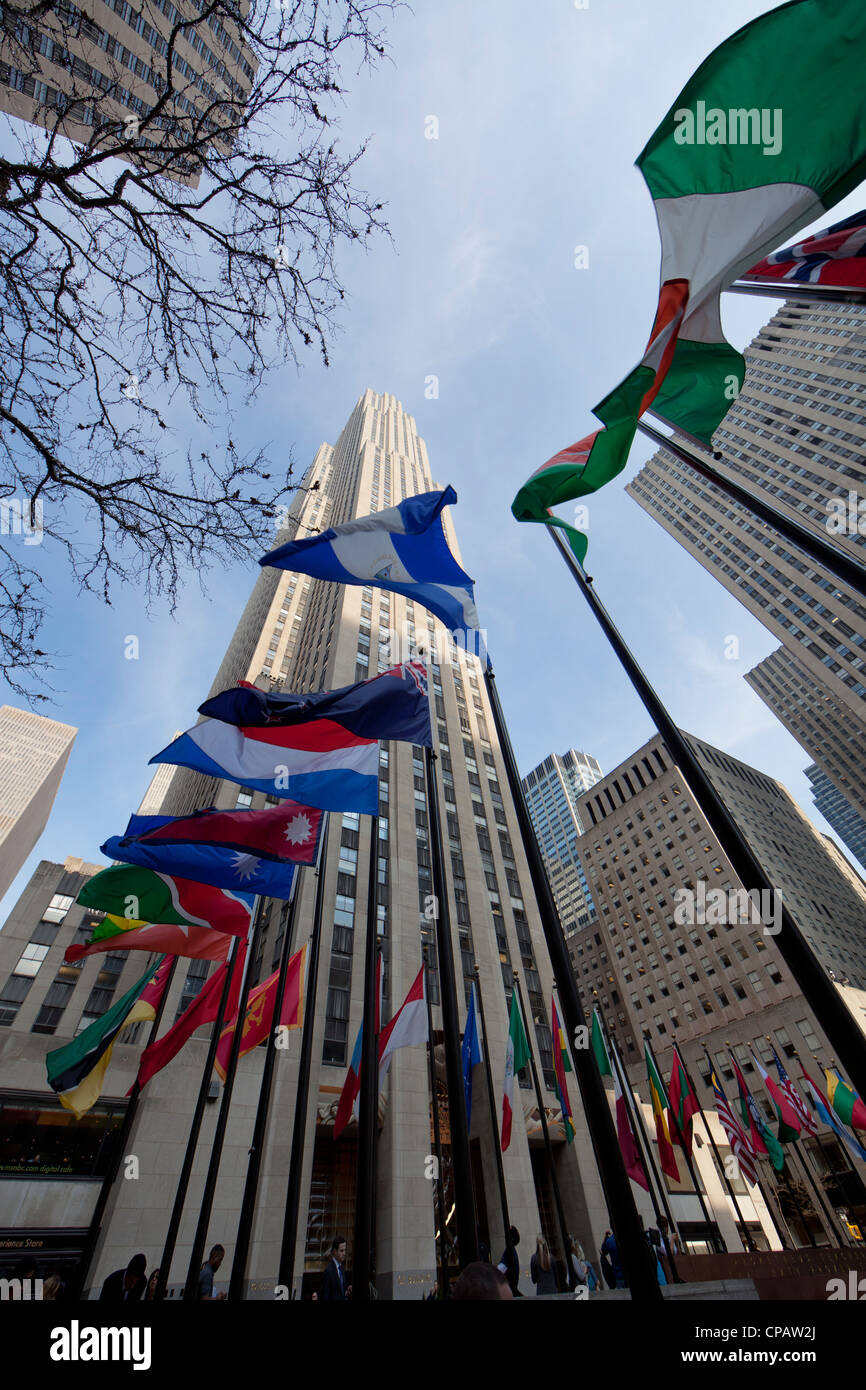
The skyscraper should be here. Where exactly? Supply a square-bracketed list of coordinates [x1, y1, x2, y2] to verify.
[804, 762, 866, 875]
[521, 749, 603, 937]
[626, 299, 866, 821]
[0, 391, 606, 1297]
[0, 705, 77, 902]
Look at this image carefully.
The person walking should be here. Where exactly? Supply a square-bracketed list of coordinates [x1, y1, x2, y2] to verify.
[601, 1229, 625, 1289]
[529, 1236, 558, 1295]
[99, 1253, 147, 1302]
[497, 1226, 521, 1296]
[197, 1245, 226, 1301]
[318, 1235, 351, 1301]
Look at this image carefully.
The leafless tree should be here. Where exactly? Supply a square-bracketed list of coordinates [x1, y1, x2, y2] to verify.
[0, 0, 394, 696]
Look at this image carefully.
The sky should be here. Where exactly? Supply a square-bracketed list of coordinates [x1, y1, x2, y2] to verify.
[2, 0, 864, 923]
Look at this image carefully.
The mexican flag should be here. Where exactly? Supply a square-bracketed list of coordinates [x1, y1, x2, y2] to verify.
[826, 1068, 866, 1133]
[668, 1044, 700, 1157]
[501, 991, 530, 1151]
[645, 1044, 681, 1183]
[512, 0, 866, 561]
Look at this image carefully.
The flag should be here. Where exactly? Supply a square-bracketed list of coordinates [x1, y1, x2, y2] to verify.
[462, 982, 483, 1131]
[65, 918, 233, 965]
[591, 1007, 612, 1077]
[501, 991, 530, 1151]
[101, 829, 297, 900]
[668, 1044, 700, 1157]
[215, 947, 306, 1081]
[770, 1046, 817, 1137]
[709, 1067, 758, 1188]
[512, 0, 866, 559]
[730, 1053, 785, 1172]
[593, 1014, 648, 1189]
[333, 954, 384, 1140]
[741, 208, 866, 290]
[801, 1064, 866, 1164]
[376, 965, 427, 1091]
[135, 942, 247, 1092]
[751, 1051, 801, 1143]
[77, 865, 254, 937]
[112, 801, 325, 863]
[46, 957, 168, 1118]
[150, 663, 432, 813]
[551, 997, 575, 1143]
[645, 1044, 680, 1182]
[825, 1068, 866, 1133]
[260, 488, 485, 660]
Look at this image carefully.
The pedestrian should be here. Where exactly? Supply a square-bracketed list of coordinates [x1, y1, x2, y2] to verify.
[197, 1244, 226, 1301]
[657, 1215, 685, 1283]
[100, 1253, 147, 1302]
[529, 1235, 558, 1295]
[453, 1262, 513, 1300]
[496, 1225, 521, 1296]
[568, 1235, 598, 1291]
[318, 1235, 351, 1301]
[599, 1232, 616, 1289]
[601, 1229, 625, 1289]
[145, 1268, 161, 1301]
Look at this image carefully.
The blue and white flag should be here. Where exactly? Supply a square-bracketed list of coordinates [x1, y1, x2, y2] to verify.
[260, 487, 487, 662]
[462, 982, 483, 1129]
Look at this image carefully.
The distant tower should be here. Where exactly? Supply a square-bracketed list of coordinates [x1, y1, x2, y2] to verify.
[521, 750, 603, 938]
[0, 705, 76, 900]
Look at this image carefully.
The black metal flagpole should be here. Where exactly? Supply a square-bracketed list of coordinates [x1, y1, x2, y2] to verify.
[352, 812, 380, 1303]
[725, 280, 866, 306]
[279, 813, 331, 1294]
[674, 1040, 756, 1251]
[512, 970, 571, 1286]
[651, 1038, 724, 1251]
[547, 525, 866, 1100]
[634, 418, 866, 600]
[75, 954, 177, 1299]
[424, 947, 449, 1297]
[484, 667, 661, 1303]
[228, 873, 303, 1300]
[183, 895, 268, 1299]
[473, 962, 511, 1260]
[424, 744, 479, 1268]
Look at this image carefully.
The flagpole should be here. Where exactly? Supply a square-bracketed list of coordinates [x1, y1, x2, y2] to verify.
[352, 812, 380, 1303]
[676, 1041, 756, 1252]
[546, 525, 866, 1100]
[512, 970, 572, 1287]
[279, 813, 330, 1295]
[228, 871, 303, 1300]
[424, 947, 449, 1297]
[154, 939, 243, 1301]
[634, 419, 866, 601]
[703, 1047, 790, 1251]
[725, 280, 866, 306]
[651, 1039, 723, 1251]
[798, 1053, 862, 1240]
[424, 744, 479, 1268]
[183, 895, 267, 1299]
[74, 955, 176, 1298]
[729, 1045, 816, 1249]
[483, 666, 661, 1303]
[790, 1142, 846, 1249]
[473, 962, 511, 1264]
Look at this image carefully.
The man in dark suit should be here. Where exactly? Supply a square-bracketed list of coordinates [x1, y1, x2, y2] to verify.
[319, 1235, 351, 1301]
[99, 1253, 147, 1302]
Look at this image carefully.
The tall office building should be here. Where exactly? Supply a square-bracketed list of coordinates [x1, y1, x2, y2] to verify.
[521, 749, 603, 937]
[626, 300, 866, 820]
[805, 762, 866, 875]
[746, 645, 866, 823]
[0, 391, 607, 1297]
[0, 706, 76, 902]
[0, 0, 257, 184]
[571, 732, 866, 1246]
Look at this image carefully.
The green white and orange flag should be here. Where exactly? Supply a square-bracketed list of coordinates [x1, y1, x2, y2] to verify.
[645, 1043, 681, 1183]
[501, 991, 530, 1151]
[512, 0, 866, 562]
[825, 1068, 866, 1133]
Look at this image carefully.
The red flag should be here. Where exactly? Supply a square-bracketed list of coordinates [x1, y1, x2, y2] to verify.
[214, 947, 305, 1081]
[134, 941, 247, 1092]
[66, 922, 232, 965]
[668, 1044, 700, 1157]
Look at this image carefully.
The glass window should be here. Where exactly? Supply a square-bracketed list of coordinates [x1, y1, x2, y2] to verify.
[13, 943, 50, 978]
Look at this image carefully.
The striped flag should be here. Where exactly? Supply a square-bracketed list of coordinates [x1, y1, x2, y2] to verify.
[800, 1064, 866, 1164]
[501, 991, 530, 1151]
[750, 1050, 801, 1143]
[730, 1052, 785, 1172]
[645, 1043, 680, 1182]
[551, 997, 575, 1143]
[710, 1068, 758, 1188]
[770, 1045, 817, 1137]
[741, 209, 866, 290]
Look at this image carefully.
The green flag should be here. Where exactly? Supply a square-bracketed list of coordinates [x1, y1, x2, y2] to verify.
[591, 1008, 612, 1077]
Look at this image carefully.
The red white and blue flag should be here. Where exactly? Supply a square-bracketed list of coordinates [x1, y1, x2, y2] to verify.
[741, 209, 866, 289]
[710, 1068, 758, 1188]
[149, 663, 431, 814]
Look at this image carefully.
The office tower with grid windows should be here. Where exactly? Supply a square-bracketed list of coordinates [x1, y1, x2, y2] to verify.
[570, 731, 866, 1246]
[521, 750, 603, 938]
[0, 705, 77, 902]
[626, 300, 866, 826]
[804, 762, 866, 875]
[0, 390, 608, 1297]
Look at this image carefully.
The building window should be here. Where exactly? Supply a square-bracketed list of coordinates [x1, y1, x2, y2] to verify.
[13, 943, 50, 979]
[41, 894, 73, 925]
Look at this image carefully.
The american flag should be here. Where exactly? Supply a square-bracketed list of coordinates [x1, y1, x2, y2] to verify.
[711, 1070, 758, 1188]
[771, 1046, 818, 1136]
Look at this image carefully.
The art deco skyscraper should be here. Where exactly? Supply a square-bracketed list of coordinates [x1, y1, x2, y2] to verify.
[0, 705, 76, 902]
[521, 749, 603, 938]
[0, 391, 607, 1297]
